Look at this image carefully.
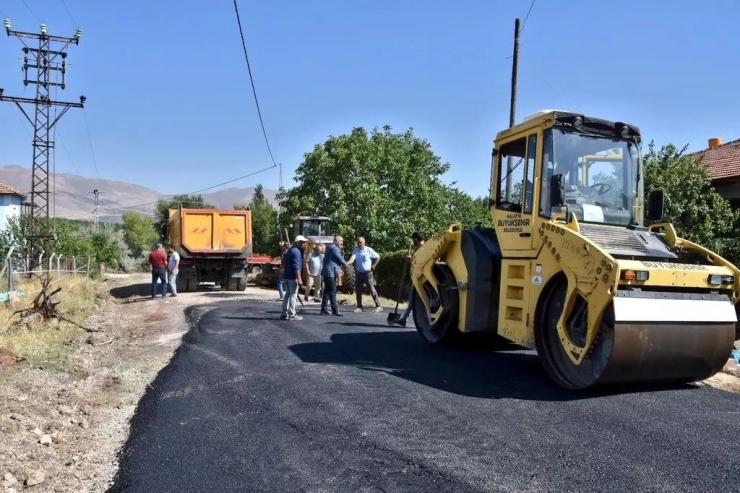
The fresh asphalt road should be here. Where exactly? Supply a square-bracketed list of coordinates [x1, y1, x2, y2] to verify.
[110, 299, 740, 492]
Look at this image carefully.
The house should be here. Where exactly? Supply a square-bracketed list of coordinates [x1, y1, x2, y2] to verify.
[0, 182, 24, 232]
[689, 137, 740, 210]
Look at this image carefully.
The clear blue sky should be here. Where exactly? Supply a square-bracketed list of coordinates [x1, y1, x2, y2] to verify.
[1, 0, 738, 199]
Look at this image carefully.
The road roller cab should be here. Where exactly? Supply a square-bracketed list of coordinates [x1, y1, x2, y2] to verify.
[409, 110, 740, 390]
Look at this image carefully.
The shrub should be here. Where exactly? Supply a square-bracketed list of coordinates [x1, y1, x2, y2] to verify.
[373, 250, 413, 301]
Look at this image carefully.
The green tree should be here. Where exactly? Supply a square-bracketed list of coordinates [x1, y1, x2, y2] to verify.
[234, 184, 278, 255]
[154, 193, 215, 238]
[121, 211, 159, 257]
[643, 141, 738, 246]
[443, 185, 493, 228]
[277, 125, 487, 252]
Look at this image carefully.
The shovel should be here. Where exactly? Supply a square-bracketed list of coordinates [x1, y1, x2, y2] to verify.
[387, 242, 413, 325]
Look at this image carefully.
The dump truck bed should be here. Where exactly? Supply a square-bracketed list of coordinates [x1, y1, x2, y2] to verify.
[168, 208, 252, 255]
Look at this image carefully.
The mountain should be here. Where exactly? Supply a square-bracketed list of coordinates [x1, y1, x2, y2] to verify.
[0, 165, 279, 223]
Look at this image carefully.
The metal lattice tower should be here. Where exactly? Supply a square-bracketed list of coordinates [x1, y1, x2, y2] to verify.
[0, 18, 86, 273]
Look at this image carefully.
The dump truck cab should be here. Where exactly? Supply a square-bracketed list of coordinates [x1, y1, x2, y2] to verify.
[410, 109, 740, 390]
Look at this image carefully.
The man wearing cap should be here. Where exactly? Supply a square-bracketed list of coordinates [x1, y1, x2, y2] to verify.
[280, 235, 307, 321]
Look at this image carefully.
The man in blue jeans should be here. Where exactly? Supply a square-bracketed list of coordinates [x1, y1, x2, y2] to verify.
[280, 235, 307, 320]
[148, 243, 168, 300]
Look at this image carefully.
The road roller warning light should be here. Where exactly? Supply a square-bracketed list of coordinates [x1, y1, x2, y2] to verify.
[406, 110, 740, 390]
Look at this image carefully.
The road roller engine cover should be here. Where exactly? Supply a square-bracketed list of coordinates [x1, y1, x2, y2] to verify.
[408, 110, 740, 390]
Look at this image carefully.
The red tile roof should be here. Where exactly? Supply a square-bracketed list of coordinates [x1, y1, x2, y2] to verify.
[0, 183, 23, 196]
[689, 138, 740, 181]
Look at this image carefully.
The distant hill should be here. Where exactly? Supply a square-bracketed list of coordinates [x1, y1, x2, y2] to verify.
[0, 165, 279, 223]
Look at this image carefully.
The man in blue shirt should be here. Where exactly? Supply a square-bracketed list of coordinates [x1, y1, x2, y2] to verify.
[280, 235, 307, 320]
[348, 236, 382, 313]
[320, 236, 348, 316]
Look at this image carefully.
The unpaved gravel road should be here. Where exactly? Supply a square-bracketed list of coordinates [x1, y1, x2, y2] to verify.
[110, 297, 740, 492]
[0, 273, 278, 492]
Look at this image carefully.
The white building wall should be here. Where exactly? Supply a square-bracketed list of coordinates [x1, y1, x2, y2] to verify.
[0, 194, 22, 232]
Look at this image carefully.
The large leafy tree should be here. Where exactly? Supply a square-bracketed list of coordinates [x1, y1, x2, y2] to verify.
[121, 211, 159, 257]
[643, 141, 738, 247]
[154, 193, 215, 236]
[234, 184, 278, 256]
[277, 125, 490, 252]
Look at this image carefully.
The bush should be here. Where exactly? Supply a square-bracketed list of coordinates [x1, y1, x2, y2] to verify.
[373, 250, 413, 301]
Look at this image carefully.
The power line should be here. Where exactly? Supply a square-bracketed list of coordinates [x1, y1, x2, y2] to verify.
[520, 0, 536, 33]
[82, 107, 101, 181]
[54, 129, 82, 175]
[19, 0, 39, 22]
[233, 0, 278, 168]
[58, 0, 78, 26]
[99, 163, 278, 213]
[518, 57, 581, 113]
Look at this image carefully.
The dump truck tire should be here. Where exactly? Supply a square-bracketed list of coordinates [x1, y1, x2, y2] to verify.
[186, 279, 197, 292]
[236, 278, 247, 291]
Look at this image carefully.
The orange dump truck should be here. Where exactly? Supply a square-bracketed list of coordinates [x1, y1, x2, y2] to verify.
[165, 207, 253, 292]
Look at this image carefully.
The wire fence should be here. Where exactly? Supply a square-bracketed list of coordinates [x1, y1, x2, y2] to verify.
[1, 246, 92, 293]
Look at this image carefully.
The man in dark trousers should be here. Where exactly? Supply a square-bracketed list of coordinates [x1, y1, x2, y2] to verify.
[148, 243, 168, 300]
[280, 235, 307, 321]
[320, 235, 349, 316]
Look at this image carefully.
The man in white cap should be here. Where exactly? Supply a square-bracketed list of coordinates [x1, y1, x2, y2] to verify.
[280, 235, 307, 320]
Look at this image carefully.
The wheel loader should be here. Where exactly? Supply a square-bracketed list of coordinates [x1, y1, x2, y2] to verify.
[256, 215, 356, 294]
[409, 109, 740, 390]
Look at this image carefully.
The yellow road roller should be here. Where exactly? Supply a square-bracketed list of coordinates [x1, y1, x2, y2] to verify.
[409, 109, 740, 390]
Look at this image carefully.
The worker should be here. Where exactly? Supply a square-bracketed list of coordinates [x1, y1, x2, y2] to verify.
[304, 243, 324, 302]
[277, 242, 289, 301]
[391, 231, 425, 327]
[148, 243, 168, 300]
[166, 245, 180, 297]
[320, 235, 348, 316]
[347, 236, 383, 313]
[280, 236, 307, 321]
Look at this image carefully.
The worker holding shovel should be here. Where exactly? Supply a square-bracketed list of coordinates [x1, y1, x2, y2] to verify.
[388, 231, 425, 327]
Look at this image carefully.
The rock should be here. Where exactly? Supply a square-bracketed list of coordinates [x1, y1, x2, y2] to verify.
[3, 472, 18, 487]
[722, 358, 740, 377]
[39, 434, 52, 446]
[10, 413, 26, 421]
[32, 427, 42, 436]
[59, 405, 74, 415]
[80, 418, 90, 429]
[25, 470, 45, 487]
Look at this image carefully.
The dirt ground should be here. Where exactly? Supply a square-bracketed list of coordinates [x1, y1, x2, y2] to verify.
[0, 273, 284, 492]
[0, 273, 738, 491]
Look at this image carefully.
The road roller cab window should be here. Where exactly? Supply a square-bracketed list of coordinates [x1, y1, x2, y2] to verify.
[539, 128, 641, 227]
[496, 135, 537, 214]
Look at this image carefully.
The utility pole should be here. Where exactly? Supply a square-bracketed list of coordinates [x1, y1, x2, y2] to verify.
[277, 163, 283, 242]
[505, 17, 521, 201]
[91, 189, 102, 231]
[0, 18, 86, 274]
